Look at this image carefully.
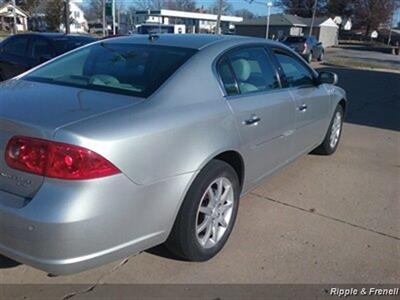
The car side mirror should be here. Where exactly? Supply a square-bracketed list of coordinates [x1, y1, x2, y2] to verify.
[318, 71, 338, 85]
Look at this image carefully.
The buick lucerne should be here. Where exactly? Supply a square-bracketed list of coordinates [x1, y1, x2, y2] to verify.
[0, 34, 346, 275]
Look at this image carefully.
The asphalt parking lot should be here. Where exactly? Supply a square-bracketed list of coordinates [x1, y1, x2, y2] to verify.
[0, 63, 399, 288]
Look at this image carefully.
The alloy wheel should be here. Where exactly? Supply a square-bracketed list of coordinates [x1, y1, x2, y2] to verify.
[195, 177, 234, 249]
[329, 111, 342, 148]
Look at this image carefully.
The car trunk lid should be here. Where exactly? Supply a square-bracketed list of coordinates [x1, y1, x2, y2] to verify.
[0, 79, 144, 198]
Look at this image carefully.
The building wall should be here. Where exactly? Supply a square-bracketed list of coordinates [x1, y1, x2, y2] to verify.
[318, 26, 338, 47]
[60, 2, 88, 33]
[307, 26, 338, 47]
[235, 25, 303, 40]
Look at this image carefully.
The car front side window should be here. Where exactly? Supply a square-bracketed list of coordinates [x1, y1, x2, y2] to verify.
[274, 51, 315, 88]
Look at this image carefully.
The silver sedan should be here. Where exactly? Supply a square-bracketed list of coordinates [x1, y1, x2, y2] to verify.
[0, 34, 347, 275]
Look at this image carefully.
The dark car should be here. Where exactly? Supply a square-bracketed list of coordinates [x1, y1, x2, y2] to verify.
[283, 36, 324, 63]
[0, 33, 95, 81]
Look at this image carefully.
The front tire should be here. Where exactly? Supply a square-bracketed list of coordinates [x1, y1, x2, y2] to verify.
[313, 105, 344, 155]
[166, 160, 240, 261]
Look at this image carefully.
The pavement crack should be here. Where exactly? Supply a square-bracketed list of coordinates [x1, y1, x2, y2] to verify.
[60, 257, 131, 300]
[250, 192, 400, 241]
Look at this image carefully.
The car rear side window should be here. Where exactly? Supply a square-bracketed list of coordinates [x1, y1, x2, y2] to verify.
[274, 51, 315, 87]
[224, 47, 280, 95]
[30, 38, 55, 60]
[24, 43, 197, 98]
[52, 37, 95, 54]
[3, 36, 29, 57]
[218, 59, 239, 96]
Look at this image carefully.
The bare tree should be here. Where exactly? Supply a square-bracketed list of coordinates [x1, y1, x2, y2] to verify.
[209, 0, 233, 15]
[165, 0, 196, 11]
[44, 0, 64, 31]
[277, 0, 328, 17]
[234, 8, 256, 20]
[16, 0, 41, 14]
[327, 0, 355, 17]
[354, 0, 397, 36]
[134, 0, 164, 10]
[84, 0, 103, 21]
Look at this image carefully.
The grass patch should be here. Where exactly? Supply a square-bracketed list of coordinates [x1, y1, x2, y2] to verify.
[0, 31, 10, 38]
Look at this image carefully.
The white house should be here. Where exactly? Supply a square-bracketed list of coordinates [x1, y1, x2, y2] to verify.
[133, 9, 243, 34]
[60, 0, 88, 33]
[0, 2, 28, 32]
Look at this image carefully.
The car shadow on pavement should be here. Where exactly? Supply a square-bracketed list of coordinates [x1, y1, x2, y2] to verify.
[317, 66, 400, 132]
[0, 254, 20, 269]
[146, 244, 188, 261]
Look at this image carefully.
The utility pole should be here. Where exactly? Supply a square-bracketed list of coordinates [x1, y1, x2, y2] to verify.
[12, 0, 17, 34]
[112, 0, 116, 35]
[309, 0, 318, 36]
[388, 10, 395, 45]
[117, 5, 121, 34]
[64, 0, 70, 34]
[216, 0, 223, 34]
[103, 0, 107, 37]
[266, 2, 273, 39]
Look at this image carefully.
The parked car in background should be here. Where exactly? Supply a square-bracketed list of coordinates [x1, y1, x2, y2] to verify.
[283, 36, 324, 62]
[0, 33, 95, 81]
[0, 35, 346, 275]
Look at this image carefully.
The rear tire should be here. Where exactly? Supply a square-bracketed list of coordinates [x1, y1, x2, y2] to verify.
[313, 105, 344, 155]
[166, 160, 240, 261]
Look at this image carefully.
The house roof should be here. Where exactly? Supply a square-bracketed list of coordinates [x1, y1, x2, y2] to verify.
[0, 3, 29, 17]
[236, 14, 306, 27]
[301, 17, 339, 28]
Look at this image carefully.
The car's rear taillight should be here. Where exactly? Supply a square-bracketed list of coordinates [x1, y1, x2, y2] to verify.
[5, 136, 120, 180]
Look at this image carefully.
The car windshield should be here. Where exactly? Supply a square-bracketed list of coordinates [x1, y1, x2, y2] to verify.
[284, 36, 306, 43]
[52, 36, 95, 54]
[24, 43, 197, 98]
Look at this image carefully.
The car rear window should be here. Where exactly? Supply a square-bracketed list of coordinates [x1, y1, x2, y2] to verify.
[24, 43, 197, 98]
[284, 36, 306, 43]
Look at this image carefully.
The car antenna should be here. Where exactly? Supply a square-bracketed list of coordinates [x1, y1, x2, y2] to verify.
[148, 33, 159, 42]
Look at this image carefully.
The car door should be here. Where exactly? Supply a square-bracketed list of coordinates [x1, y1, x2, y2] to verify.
[217, 46, 296, 184]
[272, 48, 330, 155]
[0, 35, 30, 80]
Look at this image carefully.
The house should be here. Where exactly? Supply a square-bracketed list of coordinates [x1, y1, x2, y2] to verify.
[301, 17, 339, 47]
[235, 14, 306, 40]
[60, 0, 88, 33]
[132, 9, 242, 34]
[0, 2, 28, 32]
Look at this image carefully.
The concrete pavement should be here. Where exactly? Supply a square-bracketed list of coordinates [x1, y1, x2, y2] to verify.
[0, 66, 399, 288]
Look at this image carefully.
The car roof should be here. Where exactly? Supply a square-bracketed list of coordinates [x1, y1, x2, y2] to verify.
[102, 34, 279, 50]
[11, 33, 94, 40]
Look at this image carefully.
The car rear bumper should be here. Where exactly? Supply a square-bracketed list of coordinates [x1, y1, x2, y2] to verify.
[0, 172, 195, 275]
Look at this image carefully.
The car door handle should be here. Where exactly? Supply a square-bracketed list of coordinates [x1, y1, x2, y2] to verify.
[298, 104, 308, 112]
[243, 115, 261, 126]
